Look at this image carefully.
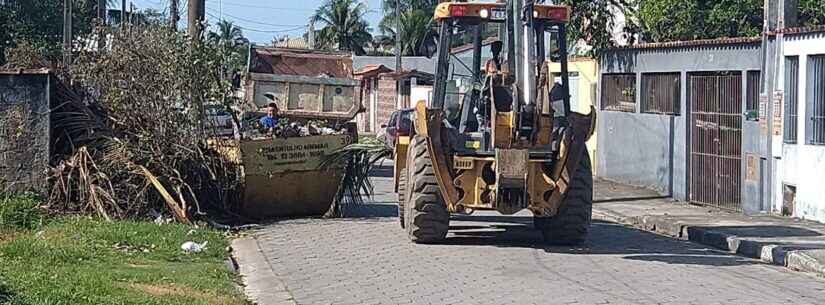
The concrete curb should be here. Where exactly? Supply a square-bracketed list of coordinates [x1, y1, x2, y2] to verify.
[231, 237, 298, 305]
[593, 207, 825, 278]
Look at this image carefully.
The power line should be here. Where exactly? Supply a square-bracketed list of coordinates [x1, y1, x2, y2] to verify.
[205, 7, 303, 27]
[204, 0, 314, 12]
[205, 12, 304, 33]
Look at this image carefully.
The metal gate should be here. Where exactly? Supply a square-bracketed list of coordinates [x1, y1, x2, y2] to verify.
[689, 73, 743, 210]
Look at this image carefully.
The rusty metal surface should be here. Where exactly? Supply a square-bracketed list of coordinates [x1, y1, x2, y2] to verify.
[248, 47, 352, 77]
[601, 74, 636, 112]
[689, 73, 743, 211]
[210, 134, 354, 218]
[247, 73, 360, 120]
[240, 134, 353, 175]
[641, 73, 680, 114]
[241, 170, 341, 219]
[495, 149, 528, 181]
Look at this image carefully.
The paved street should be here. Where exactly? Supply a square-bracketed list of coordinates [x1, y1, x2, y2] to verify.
[238, 165, 825, 305]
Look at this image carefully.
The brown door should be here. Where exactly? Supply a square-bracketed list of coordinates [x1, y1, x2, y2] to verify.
[689, 73, 743, 211]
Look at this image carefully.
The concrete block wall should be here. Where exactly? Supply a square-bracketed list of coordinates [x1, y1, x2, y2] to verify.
[0, 72, 52, 194]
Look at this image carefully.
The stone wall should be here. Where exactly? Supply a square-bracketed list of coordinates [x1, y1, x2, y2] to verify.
[0, 72, 52, 194]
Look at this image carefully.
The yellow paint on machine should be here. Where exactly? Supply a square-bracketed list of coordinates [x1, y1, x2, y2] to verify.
[213, 134, 353, 219]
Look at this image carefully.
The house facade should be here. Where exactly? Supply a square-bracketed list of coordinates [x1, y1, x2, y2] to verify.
[597, 38, 764, 212]
[596, 26, 825, 223]
[775, 28, 825, 222]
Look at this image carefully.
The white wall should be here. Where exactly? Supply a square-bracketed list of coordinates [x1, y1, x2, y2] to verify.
[777, 33, 825, 223]
[411, 85, 432, 108]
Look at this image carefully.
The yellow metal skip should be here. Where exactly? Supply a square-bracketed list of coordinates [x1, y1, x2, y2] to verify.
[217, 134, 355, 219]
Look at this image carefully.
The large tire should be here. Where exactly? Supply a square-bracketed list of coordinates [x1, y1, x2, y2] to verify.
[397, 167, 407, 228]
[404, 135, 449, 243]
[534, 151, 593, 245]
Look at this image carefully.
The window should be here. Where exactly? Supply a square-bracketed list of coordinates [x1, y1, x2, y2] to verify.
[808, 55, 825, 145]
[746, 71, 761, 120]
[784, 56, 799, 144]
[641, 73, 680, 114]
[601, 74, 636, 112]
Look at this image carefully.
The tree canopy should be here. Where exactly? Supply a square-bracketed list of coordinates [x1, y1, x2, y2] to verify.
[632, 0, 825, 43]
[311, 0, 373, 55]
[377, 0, 437, 56]
[0, 0, 100, 65]
[560, 0, 635, 56]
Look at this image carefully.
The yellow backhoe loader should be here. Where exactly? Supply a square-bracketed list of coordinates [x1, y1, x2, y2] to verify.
[393, 0, 596, 244]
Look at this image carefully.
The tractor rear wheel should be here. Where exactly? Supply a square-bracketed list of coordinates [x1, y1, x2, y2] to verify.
[534, 151, 593, 245]
[404, 135, 449, 243]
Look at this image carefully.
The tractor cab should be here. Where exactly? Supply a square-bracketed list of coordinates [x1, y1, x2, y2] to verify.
[420, 1, 575, 155]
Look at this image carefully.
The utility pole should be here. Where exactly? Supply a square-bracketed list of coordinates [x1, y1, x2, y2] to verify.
[308, 20, 316, 49]
[121, 0, 126, 28]
[760, 0, 799, 212]
[187, 0, 206, 132]
[394, 0, 402, 71]
[394, 0, 402, 108]
[170, 0, 179, 29]
[62, 0, 72, 66]
[188, 0, 205, 39]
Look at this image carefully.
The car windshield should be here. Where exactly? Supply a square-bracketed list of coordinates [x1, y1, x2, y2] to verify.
[387, 112, 399, 127]
[206, 106, 230, 116]
[399, 111, 413, 131]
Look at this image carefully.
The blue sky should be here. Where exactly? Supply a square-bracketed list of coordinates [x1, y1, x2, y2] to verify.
[126, 0, 385, 43]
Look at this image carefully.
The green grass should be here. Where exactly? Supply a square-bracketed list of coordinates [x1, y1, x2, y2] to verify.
[0, 216, 249, 305]
[0, 194, 44, 230]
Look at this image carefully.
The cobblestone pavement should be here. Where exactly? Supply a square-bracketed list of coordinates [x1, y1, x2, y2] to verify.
[244, 168, 825, 305]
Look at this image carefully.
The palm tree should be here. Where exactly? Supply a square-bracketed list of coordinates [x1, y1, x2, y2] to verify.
[380, 0, 437, 15]
[209, 20, 247, 49]
[378, 9, 434, 56]
[207, 20, 248, 81]
[378, 0, 437, 56]
[310, 0, 373, 55]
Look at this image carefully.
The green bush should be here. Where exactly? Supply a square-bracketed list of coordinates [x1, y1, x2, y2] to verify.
[0, 194, 44, 230]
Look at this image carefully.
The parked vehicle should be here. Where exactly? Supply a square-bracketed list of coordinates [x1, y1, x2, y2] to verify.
[205, 105, 235, 137]
[381, 109, 414, 150]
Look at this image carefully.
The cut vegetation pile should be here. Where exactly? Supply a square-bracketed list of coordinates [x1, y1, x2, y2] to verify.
[35, 26, 242, 223]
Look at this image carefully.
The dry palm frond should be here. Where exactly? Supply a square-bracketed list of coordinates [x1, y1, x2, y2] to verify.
[321, 141, 392, 217]
[45, 25, 243, 223]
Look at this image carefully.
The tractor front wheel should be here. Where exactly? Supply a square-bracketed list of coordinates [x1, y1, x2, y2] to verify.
[534, 151, 593, 245]
[404, 135, 449, 243]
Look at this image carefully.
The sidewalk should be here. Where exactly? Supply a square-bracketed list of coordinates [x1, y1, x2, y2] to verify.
[592, 178, 825, 277]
